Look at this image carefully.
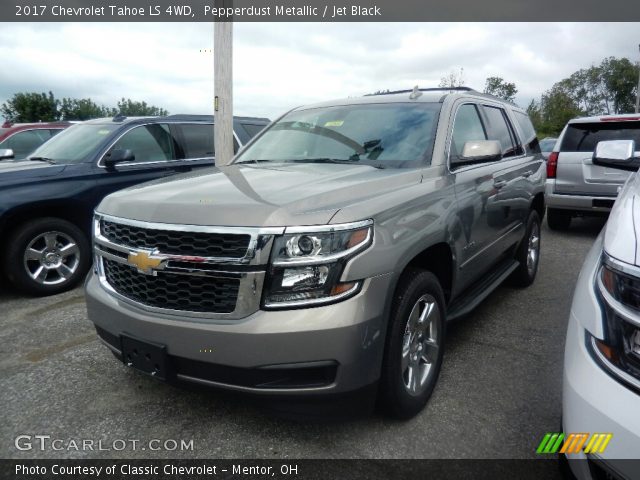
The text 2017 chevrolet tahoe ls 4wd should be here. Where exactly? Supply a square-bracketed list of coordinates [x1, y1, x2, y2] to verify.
[86, 87, 545, 418]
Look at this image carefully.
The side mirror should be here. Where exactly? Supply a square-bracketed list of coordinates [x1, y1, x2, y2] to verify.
[103, 149, 135, 170]
[592, 140, 639, 171]
[452, 140, 502, 167]
[0, 148, 15, 160]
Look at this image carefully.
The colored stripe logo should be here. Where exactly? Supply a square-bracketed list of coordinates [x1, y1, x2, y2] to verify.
[536, 433, 612, 455]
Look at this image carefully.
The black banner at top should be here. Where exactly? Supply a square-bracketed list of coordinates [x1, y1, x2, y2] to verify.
[3, 0, 640, 22]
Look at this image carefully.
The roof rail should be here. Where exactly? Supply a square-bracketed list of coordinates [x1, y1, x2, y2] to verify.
[367, 87, 476, 96]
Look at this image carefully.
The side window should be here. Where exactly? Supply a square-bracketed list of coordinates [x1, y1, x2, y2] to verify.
[451, 104, 487, 159]
[6, 130, 52, 158]
[483, 106, 519, 158]
[513, 111, 540, 153]
[109, 124, 176, 163]
[175, 124, 214, 159]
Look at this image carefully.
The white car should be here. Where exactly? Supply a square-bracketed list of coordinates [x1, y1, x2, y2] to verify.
[563, 139, 640, 479]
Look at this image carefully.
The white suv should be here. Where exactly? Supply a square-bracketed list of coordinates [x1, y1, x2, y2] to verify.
[563, 139, 640, 478]
[546, 114, 640, 230]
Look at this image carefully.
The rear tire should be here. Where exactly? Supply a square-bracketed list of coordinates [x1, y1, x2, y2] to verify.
[511, 210, 541, 288]
[3, 217, 90, 296]
[379, 269, 446, 419]
[547, 208, 571, 230]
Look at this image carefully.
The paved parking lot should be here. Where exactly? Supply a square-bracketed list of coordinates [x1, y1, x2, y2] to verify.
[1, 218, 606, 463]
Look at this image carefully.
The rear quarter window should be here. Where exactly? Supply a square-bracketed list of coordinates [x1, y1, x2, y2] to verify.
[241, 123, 267, 139]
[513, 111, 541, 154]
[560, 122, 640, 152]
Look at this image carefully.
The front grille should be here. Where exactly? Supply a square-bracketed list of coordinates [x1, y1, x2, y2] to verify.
[103, 259, 239, 313]
[100, 220, 251, 258]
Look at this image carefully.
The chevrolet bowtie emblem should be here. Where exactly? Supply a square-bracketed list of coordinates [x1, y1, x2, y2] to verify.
[127, 249, 167, 275]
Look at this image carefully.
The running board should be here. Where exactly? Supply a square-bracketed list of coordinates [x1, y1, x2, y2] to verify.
[446, 259, 519, 321]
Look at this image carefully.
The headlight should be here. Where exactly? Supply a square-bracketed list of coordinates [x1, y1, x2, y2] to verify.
[263, 220, 373, 308]
[591, 257, 640, 386]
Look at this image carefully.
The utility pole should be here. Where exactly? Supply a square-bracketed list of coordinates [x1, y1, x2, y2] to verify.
[636, 43, 640, 114]
[214, 8, 233, 166]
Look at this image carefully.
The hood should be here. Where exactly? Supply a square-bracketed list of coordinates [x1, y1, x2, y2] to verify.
[0, 160, 67, 185]
[97, 163, 423, 227]
[604, 172, 639, 266]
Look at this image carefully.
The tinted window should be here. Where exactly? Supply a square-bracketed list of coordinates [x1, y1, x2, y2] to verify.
[539, 138, 557, 152]
[242, 123, 266, 139]
[235, 103, 441, 169]
[513, 111, 541, 153]
[109, 124, 176, 163]
[3, 129, 53, 159]
[484, 106, 517, 157]
[176, 124, 214, 158]
[560, 122, 640, 152]
[451, 104, 487, 158]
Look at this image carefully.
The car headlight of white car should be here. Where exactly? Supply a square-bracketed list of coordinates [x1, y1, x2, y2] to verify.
[590, 254, 640, 388]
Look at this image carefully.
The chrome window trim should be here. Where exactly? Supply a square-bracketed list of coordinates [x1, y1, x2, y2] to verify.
[96, 122, 242, 169]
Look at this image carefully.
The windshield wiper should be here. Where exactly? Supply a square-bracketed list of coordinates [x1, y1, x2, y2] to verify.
[234, 159, 272, 165]
[29, 157, 56, 164]
[290, 158, 359, 165]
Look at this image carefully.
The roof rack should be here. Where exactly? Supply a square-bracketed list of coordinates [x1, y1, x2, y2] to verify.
[367, 87, 476, 96]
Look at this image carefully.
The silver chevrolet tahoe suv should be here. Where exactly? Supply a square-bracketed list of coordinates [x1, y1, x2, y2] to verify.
[86, 87, 546, 418]
[546, 114, 640, 230]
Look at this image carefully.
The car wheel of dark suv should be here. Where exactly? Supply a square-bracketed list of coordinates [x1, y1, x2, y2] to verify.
[380, 269, 446, 419]
[511, 210, 541, 288]
[3, 217, 90, 296]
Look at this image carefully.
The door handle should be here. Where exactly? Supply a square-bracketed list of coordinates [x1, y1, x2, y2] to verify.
[493, 180, 507, 189]
[522, 170, 534, 178]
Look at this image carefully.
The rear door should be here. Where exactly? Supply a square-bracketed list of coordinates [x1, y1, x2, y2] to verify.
[450, 102, 507, 290]
[555, 120, 640, 196]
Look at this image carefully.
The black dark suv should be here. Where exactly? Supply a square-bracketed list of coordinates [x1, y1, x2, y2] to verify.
[0, 114, 269, 295]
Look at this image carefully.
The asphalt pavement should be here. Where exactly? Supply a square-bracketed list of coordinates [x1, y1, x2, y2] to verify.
[0, 217, 606, 463]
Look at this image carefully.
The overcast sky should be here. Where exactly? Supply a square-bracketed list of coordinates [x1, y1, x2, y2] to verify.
[0, 22, 638, 121]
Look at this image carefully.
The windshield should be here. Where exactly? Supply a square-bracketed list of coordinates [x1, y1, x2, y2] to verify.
[27, 123, 119, 163]
[234, 102, 441, 168]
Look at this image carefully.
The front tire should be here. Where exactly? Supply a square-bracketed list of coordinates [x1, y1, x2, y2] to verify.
[3, 217, 90, 296]
[511, 210, 541, 288]
[380, 269, 446, 419]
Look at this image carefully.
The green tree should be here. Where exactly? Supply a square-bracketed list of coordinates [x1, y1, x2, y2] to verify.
[1, 91, 59, 122]
[483, 76, 518, 103]
[439, 68, 465, 88]
[59, 98, 113, 120]
[539, 84, 582, 135]
[115, 98, 168, 116]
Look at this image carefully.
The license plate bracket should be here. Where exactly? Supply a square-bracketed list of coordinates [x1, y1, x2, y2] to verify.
[120, 334, 168, 381]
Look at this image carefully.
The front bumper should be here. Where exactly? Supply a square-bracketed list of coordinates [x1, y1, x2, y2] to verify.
[85, 270, 392, 396]
[545, 181, 616, 213]
[562, 273, 640, 478]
